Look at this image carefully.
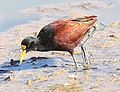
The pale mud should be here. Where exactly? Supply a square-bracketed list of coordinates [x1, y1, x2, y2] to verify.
[0, 0, 120, 92]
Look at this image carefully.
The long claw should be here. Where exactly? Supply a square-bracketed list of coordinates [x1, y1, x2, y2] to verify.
[82, 64, 90, 70]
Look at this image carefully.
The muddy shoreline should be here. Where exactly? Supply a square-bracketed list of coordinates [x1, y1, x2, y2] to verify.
[0, 0, 120, 92]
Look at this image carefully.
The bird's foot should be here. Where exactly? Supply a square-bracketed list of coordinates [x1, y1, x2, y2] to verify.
[82, 64, 90, 70]
[81, 64, 97, 70]
[75, 65, 78, 71]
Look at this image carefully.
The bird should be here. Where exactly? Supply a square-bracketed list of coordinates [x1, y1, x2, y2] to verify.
[20, 15, 97, 70]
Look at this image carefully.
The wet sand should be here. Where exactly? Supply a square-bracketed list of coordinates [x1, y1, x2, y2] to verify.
[0, 0, 120, 92]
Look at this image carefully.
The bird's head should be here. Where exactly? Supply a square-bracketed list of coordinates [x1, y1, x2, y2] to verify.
[20, 36, 37, 64]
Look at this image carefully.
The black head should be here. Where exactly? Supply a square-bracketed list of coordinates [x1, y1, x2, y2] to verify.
[20, 36, 38, 63]
[21, 36, 37, 52]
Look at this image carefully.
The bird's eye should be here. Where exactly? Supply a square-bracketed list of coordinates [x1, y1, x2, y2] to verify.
[21, 45, 26, 50]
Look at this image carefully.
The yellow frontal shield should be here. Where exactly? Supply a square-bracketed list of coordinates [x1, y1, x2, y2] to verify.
[20, 45, 26, 64]
[21, 45, 26, 50]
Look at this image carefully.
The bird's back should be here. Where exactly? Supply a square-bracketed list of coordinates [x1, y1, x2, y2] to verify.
[51, 19, 88, 50]
[37, 16, 97, 51]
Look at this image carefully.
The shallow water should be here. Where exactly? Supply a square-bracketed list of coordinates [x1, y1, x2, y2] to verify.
[95, 0, 120, 24]
[0, 0, 120, 32]
[0, 0, 74, 32]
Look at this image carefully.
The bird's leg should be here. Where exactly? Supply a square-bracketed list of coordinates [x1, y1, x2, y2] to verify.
[71, 54, 78, 70]
[69, 50, 78, 70]
[80, 26, 96, 70]
[81, 45, 90, 70]
[82, 26, 96, 46]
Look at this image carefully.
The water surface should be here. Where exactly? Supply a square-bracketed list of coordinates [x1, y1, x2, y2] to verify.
[0, 0, 120, 32]
[0, 0, 73, 32]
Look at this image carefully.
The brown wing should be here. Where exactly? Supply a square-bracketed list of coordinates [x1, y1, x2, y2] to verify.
[51, 19, 89, 50]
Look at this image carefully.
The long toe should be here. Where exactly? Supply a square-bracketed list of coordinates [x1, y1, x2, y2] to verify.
[75, 65, 78, 71]
[82, 64, 90, 70]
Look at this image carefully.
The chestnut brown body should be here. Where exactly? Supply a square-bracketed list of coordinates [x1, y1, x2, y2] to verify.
[21, 15, 97, 70]
[37, 16, 97, 53]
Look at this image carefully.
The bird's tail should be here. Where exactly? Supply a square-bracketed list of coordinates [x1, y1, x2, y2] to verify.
[72, 15, 97, 26]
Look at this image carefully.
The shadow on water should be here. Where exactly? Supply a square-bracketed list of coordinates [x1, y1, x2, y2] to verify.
[0, 57, 54, 72]
[0, 56, 73, 73]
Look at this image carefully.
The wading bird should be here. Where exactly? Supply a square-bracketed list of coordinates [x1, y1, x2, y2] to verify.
[20, 15, 97, 70]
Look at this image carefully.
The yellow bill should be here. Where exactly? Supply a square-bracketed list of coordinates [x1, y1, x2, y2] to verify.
[20, 45, 26, 64]
[20, 50, 26, 64]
